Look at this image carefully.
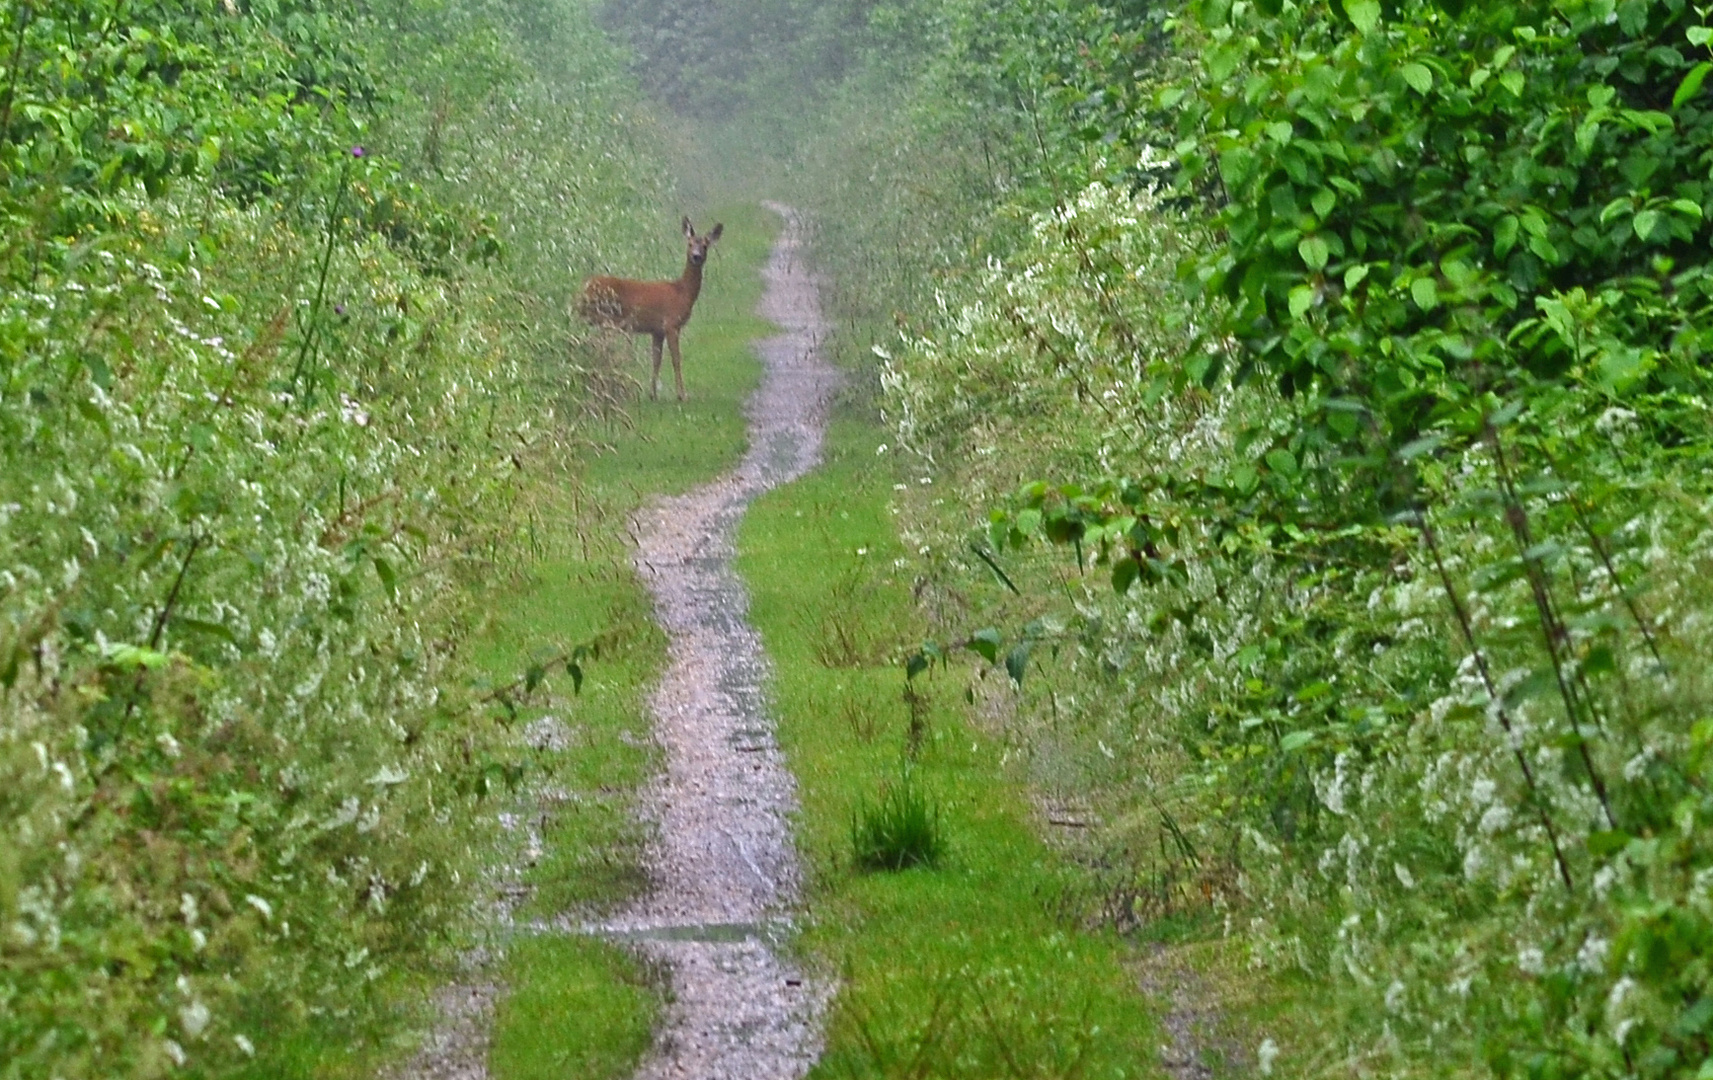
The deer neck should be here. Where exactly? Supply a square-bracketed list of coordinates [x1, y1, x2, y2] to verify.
[678, 255, 705, 305]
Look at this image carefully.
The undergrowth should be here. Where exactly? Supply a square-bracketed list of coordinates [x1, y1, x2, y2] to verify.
[480, 201, 775, 1080]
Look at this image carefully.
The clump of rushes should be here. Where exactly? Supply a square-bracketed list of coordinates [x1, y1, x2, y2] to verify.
[852, 772, 944, 871]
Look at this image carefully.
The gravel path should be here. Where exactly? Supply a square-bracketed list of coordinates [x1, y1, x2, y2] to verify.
[399, 204, 836, 1080]
[596, 202, 839, 1079]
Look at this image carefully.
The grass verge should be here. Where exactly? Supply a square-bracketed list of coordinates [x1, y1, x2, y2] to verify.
[474, 203, 777, 1079]
[487, 937, 659, 1080]
[738, 409, 1162, 1080]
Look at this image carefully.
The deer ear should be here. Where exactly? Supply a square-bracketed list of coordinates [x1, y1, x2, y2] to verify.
[682, 216, 694, 238]
[708, 224, 723, 242]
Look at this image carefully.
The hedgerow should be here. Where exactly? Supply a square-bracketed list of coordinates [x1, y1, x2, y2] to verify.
[763, 0, 1713, 1075]
[0, 1, 666, 1075]
[885, 176, 1713, 1076]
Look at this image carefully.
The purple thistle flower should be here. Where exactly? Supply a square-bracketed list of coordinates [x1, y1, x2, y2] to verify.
[351, 146, 366, 159]
[334, 304, 346, 316]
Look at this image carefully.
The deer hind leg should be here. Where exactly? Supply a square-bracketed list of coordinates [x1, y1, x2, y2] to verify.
[649, 333, 665, 401]
[667, 330, 685, 401]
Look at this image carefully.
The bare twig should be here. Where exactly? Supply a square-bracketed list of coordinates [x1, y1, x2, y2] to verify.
[1538, 444, 1666, 668]
[149, 534, 205, 650]
[0, 0, 33, 146]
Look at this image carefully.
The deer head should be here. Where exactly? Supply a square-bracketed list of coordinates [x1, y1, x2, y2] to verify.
[683, 217, 724, 268]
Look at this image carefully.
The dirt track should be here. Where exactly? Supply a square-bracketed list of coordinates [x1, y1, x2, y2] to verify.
[598, 203, 838, 1079]
[400, 204, 837, 1080]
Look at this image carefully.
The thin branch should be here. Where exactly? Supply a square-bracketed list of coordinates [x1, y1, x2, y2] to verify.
[1489, 426, 1617, 830]
[290, 155, 352, 400]
[149, 534, 205, 650]
[1539, 444, 1666, 669]
[1418, 509, 1574, 890]
[970, 543, 1021, 595]
[0, 1, 34, 146]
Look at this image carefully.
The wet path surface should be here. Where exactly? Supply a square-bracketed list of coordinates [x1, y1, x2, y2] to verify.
[596, 203, 838, 1079]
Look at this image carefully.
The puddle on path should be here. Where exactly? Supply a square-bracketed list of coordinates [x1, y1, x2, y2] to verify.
[605, 920, 792, 946]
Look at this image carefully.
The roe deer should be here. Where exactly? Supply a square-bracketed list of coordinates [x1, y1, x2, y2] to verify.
[577, 217, 724, 401]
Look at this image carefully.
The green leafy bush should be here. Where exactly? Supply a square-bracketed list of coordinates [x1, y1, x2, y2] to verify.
[795, 0, 1713, 1066]
[885, 163, 1713, 1079]
[0, 1, 669, 1075]
[1174, 0, 1713, 435]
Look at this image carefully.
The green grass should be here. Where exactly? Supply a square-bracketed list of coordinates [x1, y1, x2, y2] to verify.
[468, 553, 665, 918]
[487, 937, 659, 1080]
[474, 203, 779, 1079]
[738, 412, 1163, 1080]
[226, 971, 434, 1080]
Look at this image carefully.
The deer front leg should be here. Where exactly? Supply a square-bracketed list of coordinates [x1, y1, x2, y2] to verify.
[649, 333, 665, 401]
[667, 330, 685, 401]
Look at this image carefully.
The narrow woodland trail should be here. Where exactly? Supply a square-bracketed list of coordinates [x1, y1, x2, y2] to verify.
[598, 203, 838, 1079]
[402, 205, 836, 1080]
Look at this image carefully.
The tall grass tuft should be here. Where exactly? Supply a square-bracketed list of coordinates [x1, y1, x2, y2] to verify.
[851, 774, 944, 871]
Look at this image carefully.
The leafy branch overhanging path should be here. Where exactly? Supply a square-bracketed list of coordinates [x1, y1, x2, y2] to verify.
[598, 203, 839, 1079]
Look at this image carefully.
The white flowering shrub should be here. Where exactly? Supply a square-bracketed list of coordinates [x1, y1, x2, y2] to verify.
[883, 181, 1713, 1077]
[0, 1, 667, 1075]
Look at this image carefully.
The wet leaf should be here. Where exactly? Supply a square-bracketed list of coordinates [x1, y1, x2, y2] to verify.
[969, 627, 1002, 663]
[1005, 643, 1032, 684]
